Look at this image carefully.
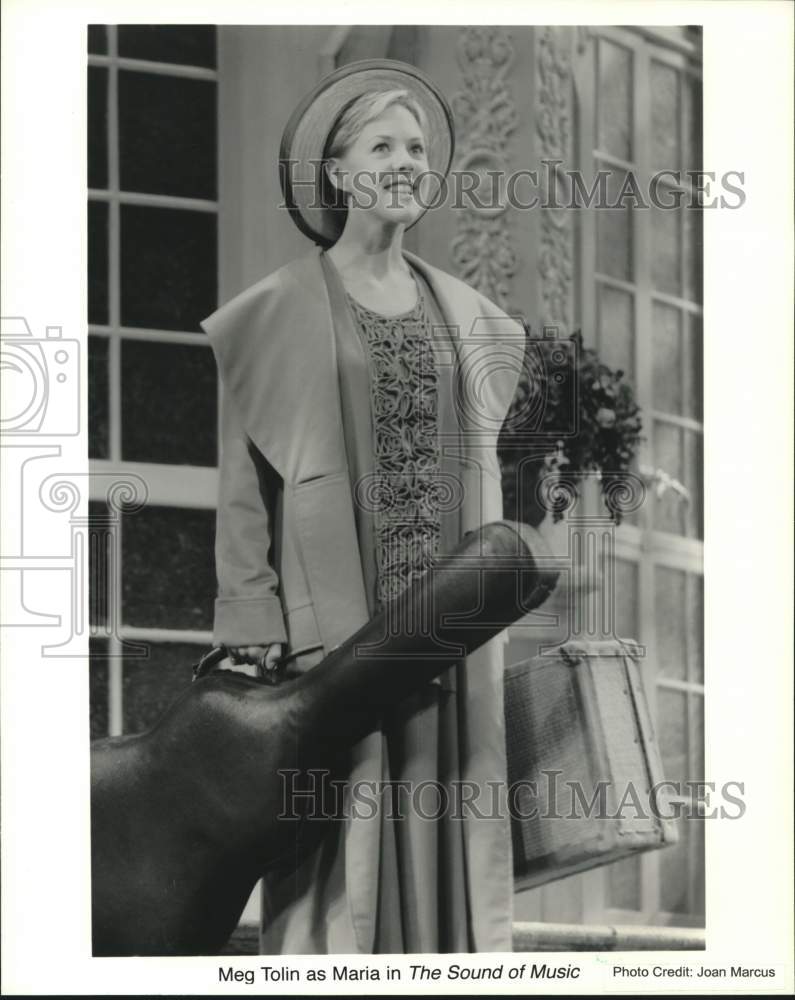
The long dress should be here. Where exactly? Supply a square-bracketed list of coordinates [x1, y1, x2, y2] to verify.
[257, 251, 511, 954]
[329, 253, 470, 952]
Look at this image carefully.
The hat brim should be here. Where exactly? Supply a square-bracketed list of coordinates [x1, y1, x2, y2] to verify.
[280, 59, 455, 248]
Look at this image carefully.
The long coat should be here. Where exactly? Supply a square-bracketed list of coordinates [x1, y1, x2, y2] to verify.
[201, 246, 525, 953]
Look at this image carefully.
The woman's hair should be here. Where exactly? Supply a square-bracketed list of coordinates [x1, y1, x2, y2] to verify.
[324, 88, 429, 161]
[320, 89, 429, 220]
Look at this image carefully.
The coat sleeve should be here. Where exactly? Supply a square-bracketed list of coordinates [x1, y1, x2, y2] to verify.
[212, 383, 288, 647]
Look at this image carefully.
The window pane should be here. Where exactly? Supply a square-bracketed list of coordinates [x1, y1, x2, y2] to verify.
[119, 71, 217, 200]
[692, 814, 705, 917]
[88, 66, 108, 189]
[683, 314, 703, 422]
[122, 641, 204, 735]
[121, 505, 215, 630]
[652, 421, 684, 534]
[614, 557, 639, 643]
[120, 205, 217, 331]
[598, 39, 633, 161]
[654, 566, 687, 680]
[88, 200, 109, 325]
[684, 429, 704, 539]
[691, 694, 704, 783]
[89, 638, 109, 740]
[688, 573, 704, 684]
[89, 500, 115, 628]
[652, 303, 682, 414]
[657, 687, 688, 786]
[660, 814, 704, 916]
[597, 166, 633, 281]
[607, 854, 641, 910]
[89, 336, 109, 459]
[682, 73, 703, 171]
[651, 203, 682, 296]
[88, 25, 108, 54]
[683, 205, 703, 303]
[650, 61, 680, 169]
[120, 339, 218, 466]
[598, 284, 634, 380]
[117, 25, 216, 68]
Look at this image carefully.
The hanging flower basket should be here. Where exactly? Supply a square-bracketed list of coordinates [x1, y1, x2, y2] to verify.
[497, 329, 644, 528]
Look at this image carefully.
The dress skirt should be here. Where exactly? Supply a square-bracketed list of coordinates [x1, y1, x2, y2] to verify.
[258, 251, 499, 953]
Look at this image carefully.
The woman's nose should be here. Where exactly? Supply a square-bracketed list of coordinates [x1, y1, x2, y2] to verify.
[391, 145, 415, 172]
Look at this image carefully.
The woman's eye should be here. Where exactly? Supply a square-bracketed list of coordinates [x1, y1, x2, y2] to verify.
[412, 144, 425, 154]
[373, 142, 388, 152]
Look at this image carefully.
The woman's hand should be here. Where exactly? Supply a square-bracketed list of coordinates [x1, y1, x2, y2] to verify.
[228, 643, 284, 677]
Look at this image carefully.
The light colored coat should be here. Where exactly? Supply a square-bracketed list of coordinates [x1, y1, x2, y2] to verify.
[201, 247, 525, 952]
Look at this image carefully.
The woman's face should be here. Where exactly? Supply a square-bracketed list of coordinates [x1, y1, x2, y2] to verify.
[327, 104, 430, 228]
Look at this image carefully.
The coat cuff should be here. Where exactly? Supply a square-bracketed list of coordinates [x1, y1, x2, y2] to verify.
[213, 596, 288, 646]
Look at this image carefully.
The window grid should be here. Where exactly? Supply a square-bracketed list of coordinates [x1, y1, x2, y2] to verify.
[576, 25, 704, 927]
[88, 53, 218, 82]
[88, 189, 218, 213]
[88, 26, 219, 736]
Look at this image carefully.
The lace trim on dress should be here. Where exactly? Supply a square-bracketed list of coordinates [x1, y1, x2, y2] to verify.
[347, 288, 443, 608]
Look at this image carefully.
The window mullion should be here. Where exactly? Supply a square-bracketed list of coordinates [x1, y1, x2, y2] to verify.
[105, 26, 124, 735]
[572, 36, 597, 336]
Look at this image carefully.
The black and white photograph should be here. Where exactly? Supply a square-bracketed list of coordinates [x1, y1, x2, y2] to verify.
[1, 2, 793, 995]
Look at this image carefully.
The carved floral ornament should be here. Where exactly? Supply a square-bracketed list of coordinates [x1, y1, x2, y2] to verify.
[449, 27, 519, 312]
[535, 25, 575, 333]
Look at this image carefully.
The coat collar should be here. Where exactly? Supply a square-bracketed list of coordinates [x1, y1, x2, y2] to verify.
[202, 247, 524, 485]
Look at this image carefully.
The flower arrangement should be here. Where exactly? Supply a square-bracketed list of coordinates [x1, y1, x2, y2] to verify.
[498, 330, 645, 527]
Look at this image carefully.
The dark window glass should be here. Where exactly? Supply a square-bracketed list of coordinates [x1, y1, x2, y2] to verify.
[660, 815, 704, 916]
[691, 694, 704, 783]
[652, 422, 702, 539]
[121, 505, 215, 629]
[688, 573, 704, 685]
[684, 429, 703, 540]
[682, 73, 703, 172]
[651, 203, 682, 297]
[684, 314, 703, 422]
[119, 71, 217, 200]
[89, 638, 109, 740]
[597, 284, 634, 383]
[120, 339, 217, 465]
[652, 303, 682, 415]
[88, 25, 108, 54]
[88, 66, 108, 189]
[596, 166, 633, 281]
[597, 39, 633, 162]
[89, 500, 113, 627]
[655, 566, 687, 681]
[607, 854, 641, 910]
[657, 687, 687, 786]
[684, 205, 703, 303]
[120, 205, 216, 331]
[88, 200, 109, 325]
[117, 25, 216, 68]
[89, 337, 109, 459]
[650, 61, 680, 170]
[122, 641, 205, 734]
[613, 557, 639, 643]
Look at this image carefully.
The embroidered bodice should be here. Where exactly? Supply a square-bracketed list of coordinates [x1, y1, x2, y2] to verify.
[346, 288, 442, 608]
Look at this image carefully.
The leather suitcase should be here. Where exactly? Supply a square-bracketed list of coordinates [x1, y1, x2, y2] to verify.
[504, 639, 678, 890]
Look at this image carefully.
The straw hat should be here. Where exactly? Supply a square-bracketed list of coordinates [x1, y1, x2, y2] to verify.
[279, 58, 455, 247]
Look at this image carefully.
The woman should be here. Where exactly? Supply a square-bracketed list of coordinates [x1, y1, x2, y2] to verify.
[201, 59, 525, 955]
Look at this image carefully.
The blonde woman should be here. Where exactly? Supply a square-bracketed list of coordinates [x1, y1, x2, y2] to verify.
[202, 59, 525, 954]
